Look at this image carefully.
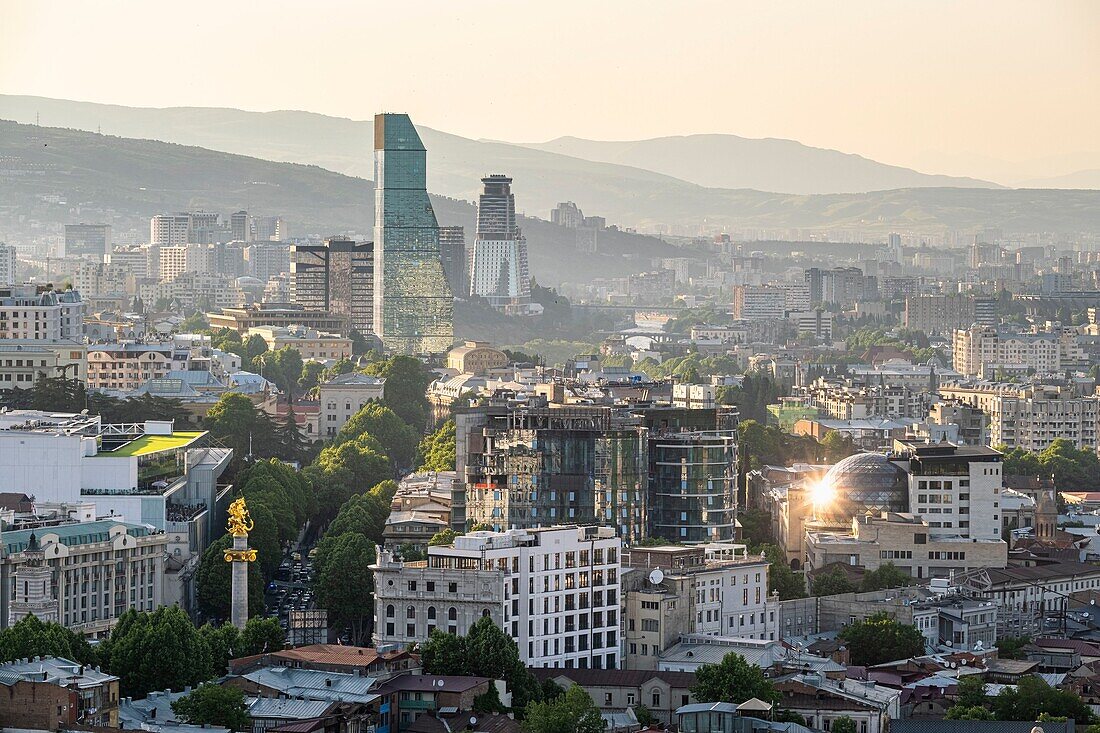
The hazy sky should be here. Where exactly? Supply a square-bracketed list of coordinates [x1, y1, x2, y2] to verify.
[2, 0, 1098, 179]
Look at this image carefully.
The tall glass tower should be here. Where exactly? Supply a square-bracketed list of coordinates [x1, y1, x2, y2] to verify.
[373, 113, 454, 354]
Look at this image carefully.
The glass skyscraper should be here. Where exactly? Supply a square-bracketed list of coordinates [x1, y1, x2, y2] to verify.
[372, 113, 454, 354]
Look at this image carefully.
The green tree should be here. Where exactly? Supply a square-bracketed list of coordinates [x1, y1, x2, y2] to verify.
[204, 393, 279, 464]
[690, 652, 779, 704]
[762, 544, 806, 600]
[812, 567, 858, 597]
[995, 635, 1032, 660]
[429, 528, 459, 546]
[945, 706, 995, 721]
[172, 683, 251, 731]
[299, 361, 327, 392]
[102, 606, 213, 697]
[473, 684, 509, 714]
[238, 616, 285, 656]
[28, 375, 87, 412]
[256, 347, 305, 401]
[954, 675, 988, 709]
[337, 402, 419, 471]
[738, 509, 774, 551]
[832, 716, 857, 733]
[993, 675, 1094, 724]
[195, 534, 265, 622]
[633, 704, 656, 726]
[421, 618, 543, 716]
[314, 532, 375, 645]
[418, 418, 457, 472]
[199, 623, 240, 676]
[860, 563, 913, 592]
[180, 312, 209, 332]
[839, 612, 925, 666]
[522, 685, 604, 733]
[361, 355, 435, 429]
[0, 615, 97, 665]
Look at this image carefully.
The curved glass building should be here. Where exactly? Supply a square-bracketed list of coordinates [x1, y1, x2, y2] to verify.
[817, 452, 908, 521]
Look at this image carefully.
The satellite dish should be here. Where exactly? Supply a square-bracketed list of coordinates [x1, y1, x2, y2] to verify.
[649, 568, 665, 585]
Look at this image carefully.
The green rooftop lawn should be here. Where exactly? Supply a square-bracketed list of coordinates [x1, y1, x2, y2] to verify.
[104, 431, 205, 457]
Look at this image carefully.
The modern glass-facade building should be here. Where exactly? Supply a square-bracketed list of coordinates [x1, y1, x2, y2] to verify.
[372, 113, 454, 354]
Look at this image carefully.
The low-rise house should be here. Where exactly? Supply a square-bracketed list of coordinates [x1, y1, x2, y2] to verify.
[228, 644, 417, 680]
[0, 656, 120, 728]
[119, 688, 231, 733]
[774, 672, 900, 733]
[373, 676, 493, 733]
[532, 668, 697, 725]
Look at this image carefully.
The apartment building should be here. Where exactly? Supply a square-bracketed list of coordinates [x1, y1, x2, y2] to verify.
[952, 326, 1061, 378]
[0, 285, 84, 341]
[0, 243, 15, 286]
[938, 382, 1100, 452]
[0, 340, 87, 387]
[732, 285, 786, 321]
[904, 294, 996, 334]
[621, 544, 774, 671]
[74, 261, 134, 297]
[372, 525, 622, 669]
[86, 343, 183, 391]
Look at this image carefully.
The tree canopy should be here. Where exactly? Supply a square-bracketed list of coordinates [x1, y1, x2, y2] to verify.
[522, 685, 604, 733]
[838, 612, 925, 666]
[690, 652, 778, 704]
[172, 683, 251, 731]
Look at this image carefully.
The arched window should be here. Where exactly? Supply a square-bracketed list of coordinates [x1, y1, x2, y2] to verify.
[448, 607, 457, 621]
[428, 607, 437, 620]
[386, 604, 395, 618]
[407, 605, 416, 619]
[481, 608, 490, 618]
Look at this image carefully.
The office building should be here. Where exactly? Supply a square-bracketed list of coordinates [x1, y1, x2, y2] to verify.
[0, 285, 84, 340]
[732, 285, 786, 321]
[622, 544, 774, 671]
[230, 210, 251, 242]
[246, 325, 353, 362]
[551, 202, 585, 228]
[291, 237, 375, 339]
[438, 225, 468, 300]
[456, 398, 648, 543]
[0, 243, 16, 286]
[207, 303, 348, 335]
[470, 175, 531, 311]
[372, 525, 623, 669]
[64, 223, 112, 260]
[372, 113, 454, 354]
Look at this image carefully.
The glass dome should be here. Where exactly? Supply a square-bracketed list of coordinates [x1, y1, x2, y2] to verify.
[818, 452, 908, 520]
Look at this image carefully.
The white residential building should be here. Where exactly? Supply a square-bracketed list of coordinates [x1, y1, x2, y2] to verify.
[372, 525, 623, 669]
[732, 285, 786, 321]
[318, 372, 386, 438]
[938, 382, 1100, 452]
[0, 285, 84, 341]
[0, 243, 16, 286]
[952, 326, 1062, 378]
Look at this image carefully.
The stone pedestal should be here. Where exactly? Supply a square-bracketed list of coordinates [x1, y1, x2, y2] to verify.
[230, 533, 249, 630]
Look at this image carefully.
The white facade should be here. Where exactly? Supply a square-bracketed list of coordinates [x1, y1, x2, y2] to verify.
[149, 214, 191, 247]
[372, 526, 623, 669]
[939, 382, 1100, 452]
[894, 441, 1003, 542]
[319, 373, 386, 438]
[0, 243, 16, 286]
[0, 340, 87, 388]
[952, 326, 1062, 378]
[0, 286, 84, 341]
[732, 285, 786, 321]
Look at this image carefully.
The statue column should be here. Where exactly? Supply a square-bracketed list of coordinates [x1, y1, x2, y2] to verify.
[224, 497, 257, 630]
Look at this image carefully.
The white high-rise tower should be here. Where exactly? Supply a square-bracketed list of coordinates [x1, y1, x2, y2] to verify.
[470, 175, 532, 313]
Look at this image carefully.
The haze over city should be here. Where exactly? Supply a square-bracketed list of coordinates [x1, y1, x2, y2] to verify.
[3, 4, 1100, 733]
[2, 0, 1099, 183]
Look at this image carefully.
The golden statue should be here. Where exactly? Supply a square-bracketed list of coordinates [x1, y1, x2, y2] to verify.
[227, 497, 254, 536]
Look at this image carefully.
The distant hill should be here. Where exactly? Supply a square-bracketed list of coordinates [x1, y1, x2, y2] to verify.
[0, 95, 1047, 232]
[0, 120, 678, 286]
[522, 134, 1002, 194]
[1019, 170, 1100, 189]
